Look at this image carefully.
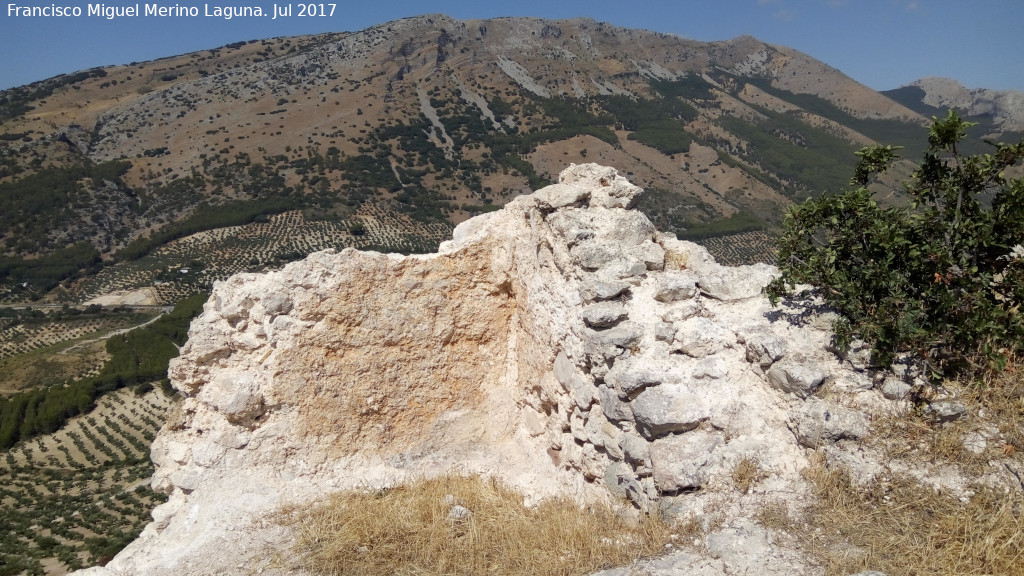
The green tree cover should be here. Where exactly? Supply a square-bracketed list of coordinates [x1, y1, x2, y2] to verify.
[676, 210, 765, 240]
[716, 109, 859, 199]
[1, 73, 935, 300]
[767, 111, 1024, 378]
[0, 293, 207, 449]
[882, 85, 1024, 155]
[649, 76, 715, 101]
[0, 303, 115, 326]
[0, 159, 132, 296]
[0, 450, 169, 573]
[0, 242, 102, 294]
[599, 89, 698, 155]
[0, 68, 108, 121]
[745, 78, 928, 158]
[0, 159, 132, 254]
[116, 172, 297, 262]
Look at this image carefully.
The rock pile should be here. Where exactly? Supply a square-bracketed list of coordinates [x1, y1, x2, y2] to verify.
[79, 164, 884, 576]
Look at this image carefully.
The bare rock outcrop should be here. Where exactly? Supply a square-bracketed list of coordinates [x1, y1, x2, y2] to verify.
[910, 76, 1024, 132]
[82, 164, 881, 576]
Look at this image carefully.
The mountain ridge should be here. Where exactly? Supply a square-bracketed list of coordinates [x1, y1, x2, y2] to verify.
[1, 14, 1021, 305]
[898, 76, 1024, 131]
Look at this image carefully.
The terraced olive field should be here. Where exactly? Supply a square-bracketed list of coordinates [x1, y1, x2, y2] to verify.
[0, 388, 173, 575]
[71, 208, 451, 305]
[699, 231, 779, 266]
[0, 308, 163, 395]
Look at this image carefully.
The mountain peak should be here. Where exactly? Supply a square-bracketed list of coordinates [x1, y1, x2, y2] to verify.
[907, 76, 1024, 130]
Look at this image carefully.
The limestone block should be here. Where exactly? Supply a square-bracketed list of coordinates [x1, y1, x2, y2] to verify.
[927, 400, 968, 423]
[635, 241, 666, 271]
[584, 410, 608, 449]
[661, 300, 703, 323]
[692, 357, 727, 380]
[582, 301, 629, 329]
[583, 276, 631, 301]
[789, 399, 870, 448]
[655, 322, 677, 342]
[673, 317, 734, 357]
[631, 383, 710, 438]
[558, 163, 643, 209]
[622, 432, 652, 468]
[604, 461, 640, 499]
[650, 430, 724, 493]
[605, 356, 676, 398]
[655, 270, 699, 302]
[570, 409, 588, 443]
[198, 372, 266, 426]
[603, 461, 649, 509]
[534, 182, 591, 210]
[581, 442, 606, 480]
[695, 263, 777, 301]
[599, 385, 634, 422]
[767, 360, 827, 399]
[880, 377, 912, 400]
[744, 329, 786, 369]
[571, 241, 621, 271]
[600, 420, 624, 459]
[553, 351, 596, 409]
[603, 256, 649, 279]
[261, 291, 293, 316]
[584, 322, 642, 352]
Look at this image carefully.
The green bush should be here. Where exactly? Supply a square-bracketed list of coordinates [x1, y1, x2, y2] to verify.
[767, 111, 1024, 378]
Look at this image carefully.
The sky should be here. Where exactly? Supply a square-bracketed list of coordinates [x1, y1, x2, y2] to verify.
[1, 0, 1022, 93]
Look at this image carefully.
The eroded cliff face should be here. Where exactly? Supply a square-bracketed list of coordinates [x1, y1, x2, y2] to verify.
[81, 164, 880, 576]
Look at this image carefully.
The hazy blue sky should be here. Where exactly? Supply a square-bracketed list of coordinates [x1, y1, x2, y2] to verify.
[1, 0, 1021, 92]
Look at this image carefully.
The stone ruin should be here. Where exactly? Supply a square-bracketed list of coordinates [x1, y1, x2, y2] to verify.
[77, 164, 933, 576]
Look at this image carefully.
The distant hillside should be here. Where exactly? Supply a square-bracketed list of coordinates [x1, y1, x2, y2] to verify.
[886, 77, 1024, 131]
[0, 14, 1017, 303]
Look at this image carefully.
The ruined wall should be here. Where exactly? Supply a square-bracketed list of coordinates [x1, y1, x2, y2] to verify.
[82, 164, 878, 576]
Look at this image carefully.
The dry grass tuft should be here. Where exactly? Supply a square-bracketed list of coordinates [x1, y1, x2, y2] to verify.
[800, 460, 1024, 576]
[288, 475, 676, 576]
[731, 457, 764, 495]
[755, 499, 796, 533]
[663, 249, 689, 271]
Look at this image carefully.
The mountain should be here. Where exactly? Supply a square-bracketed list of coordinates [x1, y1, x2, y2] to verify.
[884, 77, 1024, 133]
[0, 14, 1018, 304]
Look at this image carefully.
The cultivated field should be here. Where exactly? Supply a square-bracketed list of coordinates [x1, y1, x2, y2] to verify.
[0, 308, 161, 394]
[0, 387, 174, 575]
[699, 231, 778, 266]
[71, 208, 451, 305]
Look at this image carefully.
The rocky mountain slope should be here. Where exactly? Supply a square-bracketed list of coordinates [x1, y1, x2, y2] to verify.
[7, 14, 1020, 304]
[67, 164, 1017, 576]
[895, 77, 1024, 132]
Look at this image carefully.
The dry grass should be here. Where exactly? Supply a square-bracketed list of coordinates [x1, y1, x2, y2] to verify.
[872, 359, 1024, 476]
[663, 248, 689, 271]
[973, 360, 1024, 454]
[759, 360, 1024, 575]
[755, 500, 797, 533]
[731, 457, 764, 495]
[800, 461, 1024, 576]
[288, 475, 676, 576]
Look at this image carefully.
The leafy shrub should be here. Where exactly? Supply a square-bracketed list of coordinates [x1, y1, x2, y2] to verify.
[767, 111, 1024, 378]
